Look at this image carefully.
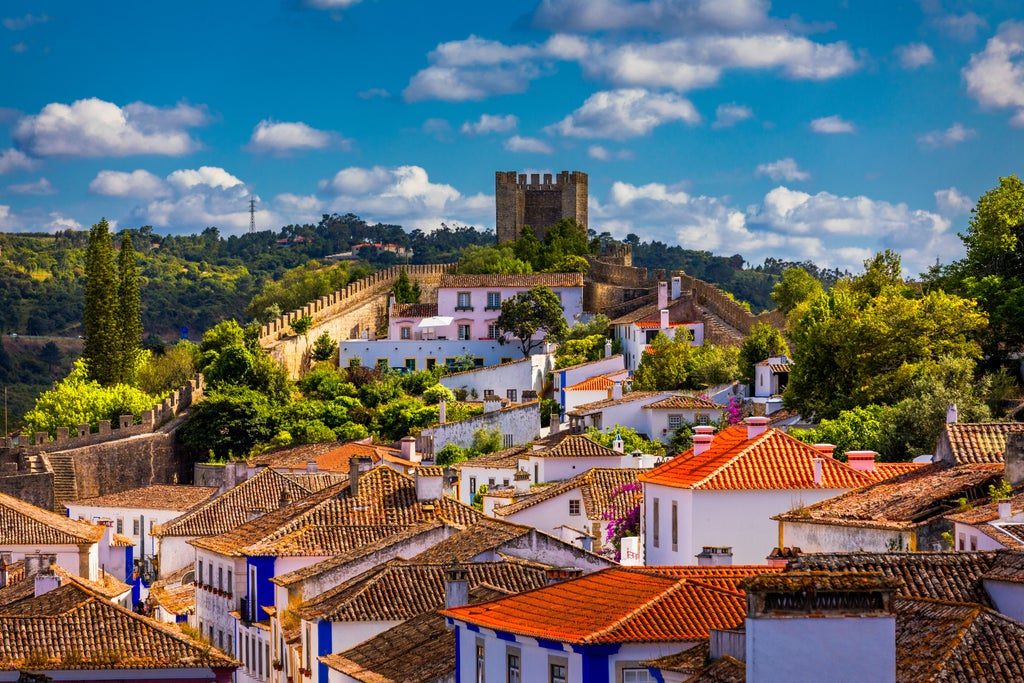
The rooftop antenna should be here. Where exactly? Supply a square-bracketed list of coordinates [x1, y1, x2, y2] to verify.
[249, 197, 257, 234]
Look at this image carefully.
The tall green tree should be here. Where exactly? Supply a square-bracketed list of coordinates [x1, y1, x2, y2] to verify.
[771, 266, 823, 315]
[496, 286, 568, 357]
[83, 219, 120, 386]
[739, 322, 789, 381]
[391, 267, 422, 304]
[117, 233, 142, 385]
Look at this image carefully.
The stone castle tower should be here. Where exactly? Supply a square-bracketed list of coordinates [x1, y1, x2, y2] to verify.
[495, 170, 588, 244]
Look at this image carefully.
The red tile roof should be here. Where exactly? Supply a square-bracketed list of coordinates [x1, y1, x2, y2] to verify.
[443, 567, 747, 644]
[493, 468, 643, 521]
[531, 433, 625, 459]
[639, 426, 875, 490]
[391, 302, 439, 318]
[642, 395, 721, 411]
[940, 422, 1024, 465]
[634, 321, 698, 329]
[565, 375, 615, 391]
[0, 491, 106, 545]
[568, 391, 672, 415]
[440, 273, 583, 289]
[250, 441, 400, 473]
[70, 485, 218, 511]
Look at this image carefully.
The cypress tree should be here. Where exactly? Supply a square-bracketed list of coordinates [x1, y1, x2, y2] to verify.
[83, 218, 119, 386]
[117, 232, 141, 384]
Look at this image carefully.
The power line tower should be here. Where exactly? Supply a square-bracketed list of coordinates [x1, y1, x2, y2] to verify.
[249, 198, 257, 234]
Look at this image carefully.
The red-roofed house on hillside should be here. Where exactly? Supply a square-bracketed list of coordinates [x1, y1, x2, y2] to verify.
[611, 279, 705, 371]
[639, 417, 878, 565]
[567, 392, 726, 444]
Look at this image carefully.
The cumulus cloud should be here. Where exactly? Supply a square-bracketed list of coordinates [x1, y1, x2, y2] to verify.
[895, 43, 935, 69]
[89, 169, 170, 198]
[3, 14, 48, 30]
[318, 165, 492, 230]
[461, 114, 518, 135]
[810, 115, 856, 133]
[755, 158, 809, 182]
[588, 145, 635, 161]
[931, 12, 986, 42]
[43, 213, 83, 231]
[0, 205, 13, 230]
[546, 89, 699, 140]
[935, 187, 974, 215]
[917, 122, 977, 148]
[167, 166, 244, 191]
[963, 22, 1024, 126]
[504, 136, 554, 154]
[13, 98, 209, 157]
[712, 103, 753, 129]
[532, 0, 772, 34]
[7, 177, 55, 195]
[0, 148, 36, 174]
[246, 119, 348, 155]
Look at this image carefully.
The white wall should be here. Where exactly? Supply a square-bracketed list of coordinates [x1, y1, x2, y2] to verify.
[440, 354, 553, 400]
[575, 392, 675, 433]
[783, 520, 916, 554]
[459, 464, 521, 505]
[66, 503, 186, 563]
[436, 285, 583, 340]
[157, 535, 197, 578]
[193, 549, 245, 655]
[422, 403, 540, 456]
[984, 579, 1024, 624]
[644, 407, 725, 443]
[339, 339, 512, 372]
[524, 453, 629, 484]
[619, 323, 704, 372]
[0, 545, 90, 580]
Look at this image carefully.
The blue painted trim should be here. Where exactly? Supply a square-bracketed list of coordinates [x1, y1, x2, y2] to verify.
[651, 667, 666, 683]
[495, 630, 516, 642]
[317, 618, 331, 683]
[467, 623, 480, 633]
[246, 556, 276, 618]
[536, 638, 566, 651]
[453, 625, 461, 682]
[570, 643, 620, 683]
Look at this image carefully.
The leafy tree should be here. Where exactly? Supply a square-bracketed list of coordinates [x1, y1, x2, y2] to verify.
[789, 405, 889, 460]
[513, 226, 542, 269]
[373, 395, 437, 441]
[311, 331, 338, 363]
[136, 342, 198, 395]
[537, 218, 591, 271]
[200, 320, 246, 355]
[553, 255, 590, 273]
[555, 334, 608, 369]
[496, 286, 568, 357]
[291, 314, 312, 340]
[38, 341, 64, 375]
[391, 268, 422, 304]
[83, 219, 120, 386]
[457, 245, 532, 275]
[586, 425, 664, 455]
[771, 267, 823, 315]
[422, 383, 455, 405]
[177, 386, 276, 462]
[668, 422, 696, 455]
[117, 233, 142, 385]
[739, 322, 789, 381]
[633, 330, 694, 390]
[850, 249, 905, 298]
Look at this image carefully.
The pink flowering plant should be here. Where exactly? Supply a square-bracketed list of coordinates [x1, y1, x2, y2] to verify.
[601, 481, 642, 561]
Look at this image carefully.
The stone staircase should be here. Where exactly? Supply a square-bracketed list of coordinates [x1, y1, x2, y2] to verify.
[23, 453, 49, 474]
[695, 304, 746, 346]
[46, 453, 78, 513]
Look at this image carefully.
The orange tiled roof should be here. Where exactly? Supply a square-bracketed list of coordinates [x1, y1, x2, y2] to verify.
[412, 518, 532, 563]
[946, 491, 1024, 525]
[0, 491, 106, 545]
[250, 440, 400, 473]
[391, 302, 438, 318]
[863, 461, 926, 482]
[642, 394, 721, 411]
[941, 422, 1024, 465]
[443, 567, 746, 644]
[565, 375, 615, 391]
[639, 426, 875, 490]
[0, 566, 130, 612]
[493, 468, 643, 521]
[454, 446, 529, 470]
[632, 564, 783, 591]
[69, 485, 218, 512]
[531, 433, 625, 459]
[610, 298, 695, 326]
[148, 566, 196, 617]
[634, 321, 698, 329]
[568, 391, 672, 415]
[440, 273, 583, 289]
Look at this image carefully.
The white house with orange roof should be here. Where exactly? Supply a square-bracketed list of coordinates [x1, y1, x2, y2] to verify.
[567, 391, 725, 444]
[611, 280, 705, 372]
[552, 353, 627, 413]
[639, 417, 877, 565]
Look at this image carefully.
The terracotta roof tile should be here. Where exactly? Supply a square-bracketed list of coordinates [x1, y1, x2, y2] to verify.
[982, 549, 1024, 584]
[863, 461, 927, 482]
[568, 391, 671, 415]
[454, 446, 529, 470]
[295, 560, 546, 622]
[895, 597, 1024, 683]
[632, 565, 783, 592]
[443, 567, 746, 644]
[642, 394, 721, 411]
[634, 320, 698, 329]
[149, 568, 196, 617]
[946, 490, 1024, 525]
[942, 422, 1024, 465]
[391, 302, 438, 318]
[69, 485, 218, 511]
[774, 463, 1004, 530]
[565, 375, 615, 391]
[440, 273, 583, 289]
[685, 655, 747, 682]
[493, 468, 643, 520]
[640, 642, 710, 675]
[640, 426, 875, 491]
[531, 433, 625, 459]
[412, 518, 532, 563]
[610, 298, 695, 326]
[0, 567, 129, 612]
[251, 441, 400, 473]
[0, 491, 106, 545]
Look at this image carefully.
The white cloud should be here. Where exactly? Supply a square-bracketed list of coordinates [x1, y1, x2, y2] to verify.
[461, 114, 519, 135]
[532, 0, 772, 33]
[7, 177, 55, 195]
[305, 0, 362, 8]
[3, 14, 48, 30]
[916, 122, 977, 148]
[504, 136, 554, 154]
[755, 158, 809, 182]
[931, 12, 986, 42]
[963, 22, 1024, 126]
[712, 103, 753, 129]
[0, 148, 36, 174]
[167, 166, 244, 191]
[935, 187, 974, 215]
[895, 43, 935, 69]
[810, 115, 856, 133]
[247, 119, 347, 155]
[89, 169, 170, 198]
[588, 145, 611, 160]
[274, 193, 325, 217]
[12, 98, 208, 157]
[43, 213, 82, 231]
[0, 205, 13, 230]
[318, 165, 492, 231]
[546, 89, 699, 140]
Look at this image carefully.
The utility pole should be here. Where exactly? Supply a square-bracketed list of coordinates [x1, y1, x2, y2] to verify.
[249, 198, 257, 234]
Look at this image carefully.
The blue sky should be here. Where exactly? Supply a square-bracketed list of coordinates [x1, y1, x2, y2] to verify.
[2, 0, 1023, 275]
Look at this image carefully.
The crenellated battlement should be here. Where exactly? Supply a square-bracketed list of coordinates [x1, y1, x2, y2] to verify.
[496, 169, 588, 244]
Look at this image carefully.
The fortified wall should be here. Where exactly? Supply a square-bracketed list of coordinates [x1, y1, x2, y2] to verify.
[496, 171, 588, 244]
[0, 376, 205, 512]
[260, 263, 455, 378]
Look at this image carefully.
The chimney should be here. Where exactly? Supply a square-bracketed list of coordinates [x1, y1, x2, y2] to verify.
[401, 435, 420, 464]
[1007, 432, 1024, 487]
[812, 457, 824, 486]
[415, 467, 444, 502]
[845, 451, 877, 473]
[306, 460, 318, 473]
[604, 339, 612, 358]
[279, 487, 294, 508]
[660, 308, 670, 329]
[444, 562, 470, 611]
[545, 568, 583, 585]
[25, 553, 42, 578]
[97, 519, 112, 571]
[438, 397, 447, 425]
[550, 415, 560, 435]
[694, 425, 715, 436]
[946, 403, 958, 424]
[483, 397, 502, 413]
[745, 416, 769, 440]
[671, 276, 681, 301]
[696, 546, 733, 566]
[620, 536, 642, 566]
[612, 431, 624, 453]
[999, 500, 1013, 520]
[349, 455, 373, 497]
[658, 281, 668, 310]
[693, 433, 714, 456]
[34, 567, 61, 598]
[514, 469, 531, 495]
[612, 381, 623, 401]
[813, 443, 836, 459]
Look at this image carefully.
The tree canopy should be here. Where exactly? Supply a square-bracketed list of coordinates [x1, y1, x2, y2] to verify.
[496, 286, 568, 357]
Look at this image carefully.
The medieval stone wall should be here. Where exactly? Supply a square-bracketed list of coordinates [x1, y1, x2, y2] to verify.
[496, 171, 587, 244]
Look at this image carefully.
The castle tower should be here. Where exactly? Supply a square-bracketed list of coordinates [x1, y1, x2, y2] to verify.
[495, 170, 588, 244]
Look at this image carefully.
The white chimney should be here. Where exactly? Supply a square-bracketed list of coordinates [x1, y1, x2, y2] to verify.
[612, 381, 623, 400]
[550, 416, 560, 435]
[812, 457, 824, 486]
[745, 416, 769, 440]
[401, 435, 420, 463]
[671, 276, 681, 301]
[813, 443, 836, 459]
[694, 425, 715, 436]
[605, 339, 613, 358]
[660, 308, 670, 329]
[612, 431, 625, 453]
[439, 397, 447, 425]
[514, 469, 531, 495]
[658, 281, 668, 310]
[483, 397, 502, 413]
[34, 569, 61, 598]
[845, 451, 878, 473]
[444, 563, 470, 611]
[306, 460, 318, 473]
[946, 403, 958, 424]
[415, 468, 443, 501]
[999, 500, 1012, 520]
[620, 536, 642, 566]
[693, 433, 714, 456]
[696, 546, 733, 566]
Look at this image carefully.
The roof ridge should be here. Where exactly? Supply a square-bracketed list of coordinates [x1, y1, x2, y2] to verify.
[689, 427, 773, 489]
[584, 572, 688, 643]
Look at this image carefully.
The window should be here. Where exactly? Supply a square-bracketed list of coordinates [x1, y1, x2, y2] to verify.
[116, 517, 123, 534]
[970, 535, 978, 551]
[133, 518, 140, 535]
[305, 625, 312, 670]
[348, 357, 359, 367]
[376, 358, 388, 369]
[458, 324, 471, 340]
[426, 358, 436, 370]
[507, 389, 517, 403]
[958, 533, 965, 551]
[217, 566, 223, 591]
[550, 663, 567, 683]
[653, 497, 660, 548]
[672, 500, 678, 552]
[487, 292, 501, 309]
[405, 358, 416, 371]
[507, 652, 521, 683]
[218, 629, 223, 649]
[503, 479, 509, 487]
[668, 414, 682, 429]
[198, 560, 203, 586]
[457, 292, 472, 310]
[569, 499, 581, 516]
[488, 323, 500, 339]
[227, 634, 232, 656]
[474, 357, 485, 367]
[469, 477, 477, 495]
[623, 669, 656, 682]
[400, 326, 411, 339]
[534, 464, 539, 483]
[500, 357, 513, 364]
[695, 413, 710, 426]
[504, 433, 514, 448]
[227, 569, 232, 596]
[208, 564, 213, 587]
[476, 641, 486, 683]
[488, 478, 496, 488]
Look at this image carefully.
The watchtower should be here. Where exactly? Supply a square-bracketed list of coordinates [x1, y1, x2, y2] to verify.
[495, 170, 588, 244]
